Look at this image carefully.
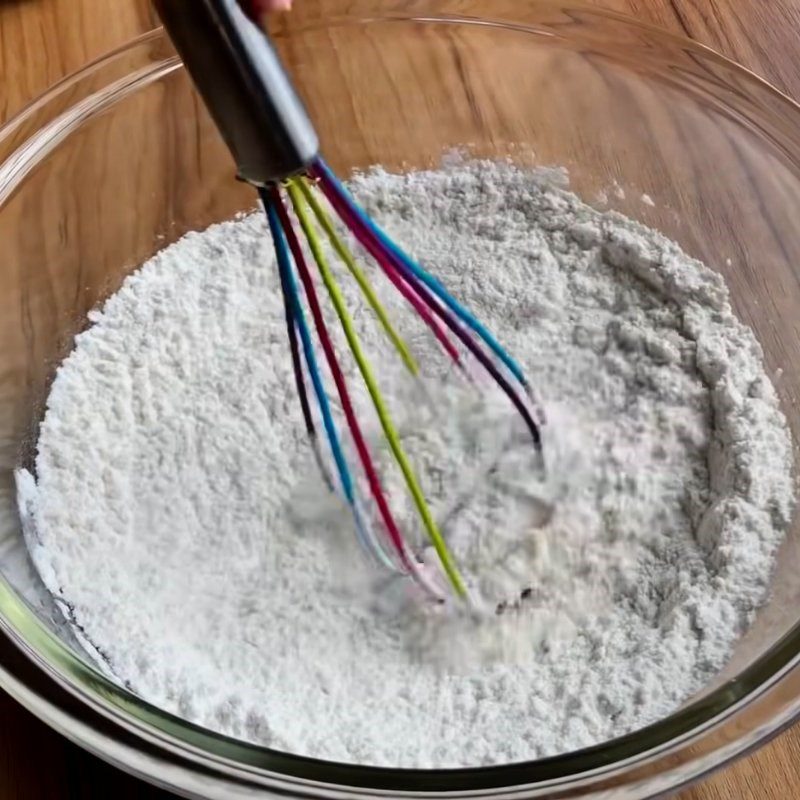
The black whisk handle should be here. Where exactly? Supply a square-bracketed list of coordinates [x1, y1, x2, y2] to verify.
[153, 0, 319, 186]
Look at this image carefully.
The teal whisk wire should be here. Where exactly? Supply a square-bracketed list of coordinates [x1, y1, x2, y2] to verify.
[263, 191, 394, 570]
[313, 158, 530, 390]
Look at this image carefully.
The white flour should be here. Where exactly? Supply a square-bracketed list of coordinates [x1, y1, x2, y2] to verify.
[16, 160, 795, 767]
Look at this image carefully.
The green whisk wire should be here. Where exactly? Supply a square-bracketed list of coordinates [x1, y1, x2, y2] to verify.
[298, 178, 419, 378]
[286, 179, 467, 599]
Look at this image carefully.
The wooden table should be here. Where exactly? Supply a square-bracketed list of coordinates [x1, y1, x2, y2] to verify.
[3, 0, 800, 797]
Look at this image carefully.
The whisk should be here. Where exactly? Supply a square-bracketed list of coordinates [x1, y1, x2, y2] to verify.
[155, 0, 543, 603]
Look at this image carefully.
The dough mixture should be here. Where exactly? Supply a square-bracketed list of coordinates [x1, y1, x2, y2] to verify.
[16, 160, 795, 767]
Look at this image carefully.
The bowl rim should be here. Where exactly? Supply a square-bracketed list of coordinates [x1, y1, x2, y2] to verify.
[3, 2, 800, 797]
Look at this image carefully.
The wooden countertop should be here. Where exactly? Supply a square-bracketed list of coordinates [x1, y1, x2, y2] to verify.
[2, 1, 800, 797]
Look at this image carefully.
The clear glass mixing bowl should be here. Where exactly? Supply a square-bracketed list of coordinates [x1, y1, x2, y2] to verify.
[3, 2, 800, 797]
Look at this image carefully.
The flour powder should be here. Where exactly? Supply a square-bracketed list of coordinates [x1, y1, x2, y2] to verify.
[16, 160, 795, 767]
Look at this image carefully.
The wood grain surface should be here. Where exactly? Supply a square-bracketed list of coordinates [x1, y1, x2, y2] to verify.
[3, 1, 800, 798]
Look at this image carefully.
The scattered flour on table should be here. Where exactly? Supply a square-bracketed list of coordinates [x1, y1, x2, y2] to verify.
[15, 160, 795, 767]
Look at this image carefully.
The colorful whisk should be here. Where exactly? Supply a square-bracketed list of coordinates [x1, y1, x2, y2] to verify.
[155, 0, 542, 601]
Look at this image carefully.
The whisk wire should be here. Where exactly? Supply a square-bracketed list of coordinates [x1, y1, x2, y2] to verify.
[266, 165, 543, 601]
[264, 190, 396, 570]
[286, 181, 468, 599]
[313, 161, 542, 452]
[313, 159, 531, 389]
[270, 185, 428, 582]
[313, 172, 465, 370]
[267, 202, 319, 452]
[297, 180, 419, 378]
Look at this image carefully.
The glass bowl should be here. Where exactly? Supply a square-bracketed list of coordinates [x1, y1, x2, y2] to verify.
[3, 1, 800, 797]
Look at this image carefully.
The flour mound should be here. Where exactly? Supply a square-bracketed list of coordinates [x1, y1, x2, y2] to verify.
[17, 160, 794, 767]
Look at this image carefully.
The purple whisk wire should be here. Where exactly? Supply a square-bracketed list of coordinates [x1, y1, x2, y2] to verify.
[310, 162, 543, 452]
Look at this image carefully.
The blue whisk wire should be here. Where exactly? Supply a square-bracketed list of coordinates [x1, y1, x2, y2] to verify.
[313, 158, 530, 390]
[263, 191, 391, 568]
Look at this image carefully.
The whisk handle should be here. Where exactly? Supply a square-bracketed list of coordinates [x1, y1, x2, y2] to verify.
[154, 0, 318, 185]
